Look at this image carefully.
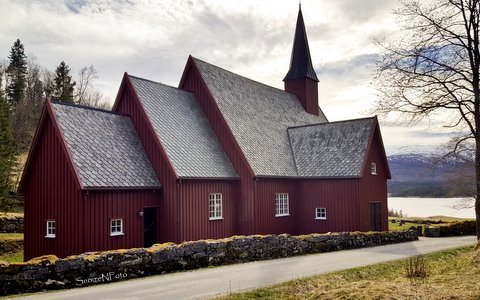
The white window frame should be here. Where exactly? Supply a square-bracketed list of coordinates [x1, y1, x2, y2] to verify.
[371, 162, 377, 175]
[209, 193, 223, 220]
[275, 193, 290, 217]
[45, 220, 56, 238]
[110, 219, 124, 236]
[315, 207, 327, 220]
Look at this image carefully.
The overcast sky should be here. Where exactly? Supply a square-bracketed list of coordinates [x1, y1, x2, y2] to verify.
[0, 0, 452, 154]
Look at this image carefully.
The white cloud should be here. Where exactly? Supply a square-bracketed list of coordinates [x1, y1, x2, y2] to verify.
[0, 0, 451, 154]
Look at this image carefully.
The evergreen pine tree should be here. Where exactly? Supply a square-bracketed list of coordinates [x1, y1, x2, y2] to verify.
[0, 78, 17, 211]
[53, 61, 76, 103]
[6, 39, 27, 107]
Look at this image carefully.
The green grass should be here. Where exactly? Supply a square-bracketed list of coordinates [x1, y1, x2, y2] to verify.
[223, 246, 480, 300]
[0, 250, 24, 263]
[388, 221, 424, 231]
[387, 215, 475, 232]
[0, 233, 23, 240]
[0, 232, 24, 263]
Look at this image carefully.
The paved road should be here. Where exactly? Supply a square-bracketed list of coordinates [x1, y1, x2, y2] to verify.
[18, 236, 476, 300]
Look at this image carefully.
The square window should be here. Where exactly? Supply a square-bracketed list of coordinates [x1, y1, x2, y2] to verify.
[110, 219, 124, 236]
[371, 162, 377, 175]
[315, 208, 327, 220]
[275, 193, 289, 216]
[209, 193, 223, 220]
[46, 220, 55, 238]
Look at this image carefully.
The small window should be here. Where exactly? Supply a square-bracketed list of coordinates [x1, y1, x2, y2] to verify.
[46, 220, 55, 238]
[315, 208, 327, 220]
[110, 219, 124, 236]
[209, 193, 223, 220]
[275, 193, 289, 217]
[371, 162, 377, 175]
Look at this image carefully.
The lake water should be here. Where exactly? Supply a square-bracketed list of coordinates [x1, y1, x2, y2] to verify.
[388, 197, 476, 218]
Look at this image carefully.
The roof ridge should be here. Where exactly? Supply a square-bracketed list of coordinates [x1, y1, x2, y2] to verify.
[51, 101, 129, 117]
[191, 56, 296, 96]
[287, 116, 376, 130]
[128, 74, 195, 96]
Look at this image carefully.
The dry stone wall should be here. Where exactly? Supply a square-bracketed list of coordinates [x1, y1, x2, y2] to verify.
[424, 221, 476, 237]
[0, 230, 418, 296]
[0, 215, 23, 233]
[0, 239, 23, 256]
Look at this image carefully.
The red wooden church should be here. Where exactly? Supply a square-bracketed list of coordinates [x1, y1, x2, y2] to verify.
[20, 8, 391, 260]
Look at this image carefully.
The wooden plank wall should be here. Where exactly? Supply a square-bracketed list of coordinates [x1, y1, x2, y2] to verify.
[23, 115, 83, 260]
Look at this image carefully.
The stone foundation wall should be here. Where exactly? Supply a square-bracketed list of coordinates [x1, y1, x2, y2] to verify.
[0, 239, 23, 256]
[0, 215, 23, 233]
[424, 221, 476, 237]
[0, 230, 418, 296]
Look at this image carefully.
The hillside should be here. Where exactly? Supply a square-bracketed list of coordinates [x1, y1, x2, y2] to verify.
[387, 153, 475, 197]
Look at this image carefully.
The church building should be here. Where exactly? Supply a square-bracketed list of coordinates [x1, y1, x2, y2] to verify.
[19, 7, 391, 260]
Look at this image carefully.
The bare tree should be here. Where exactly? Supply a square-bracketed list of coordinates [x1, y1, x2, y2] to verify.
[375, 0, 480, 245]
[75, 65, 110, 109]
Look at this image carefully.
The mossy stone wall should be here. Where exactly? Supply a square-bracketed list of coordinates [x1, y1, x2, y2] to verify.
[0, 230, 418, 296]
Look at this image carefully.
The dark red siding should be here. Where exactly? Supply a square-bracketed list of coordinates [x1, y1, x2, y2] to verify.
[84, 190, 159, 252]
[114, 77, 178, 243]
[177, 180, 238, 242]
[254, 179, 299, 235]
[358, 127, 389, 231]
[23, 60, 391, 260]
[180, 59, 256, 235]
[23, 114, 83, 260]
[284, 78, 319, 116]
[297, 179, 360, 234]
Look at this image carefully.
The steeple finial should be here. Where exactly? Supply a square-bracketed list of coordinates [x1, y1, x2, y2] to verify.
[283, 5, 319, 82]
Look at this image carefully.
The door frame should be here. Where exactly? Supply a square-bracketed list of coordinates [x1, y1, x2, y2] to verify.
[369, 201, 382, 231]
[143, 206, 158, 247]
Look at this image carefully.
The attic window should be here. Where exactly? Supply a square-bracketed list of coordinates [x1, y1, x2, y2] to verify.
[45, 220, 55, 238]
[371, 163, 377, 175]
[110, 219, 124, 236]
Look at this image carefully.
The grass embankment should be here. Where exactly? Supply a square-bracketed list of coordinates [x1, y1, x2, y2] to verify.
[224, 246, 480, 299]
[388, 215, 473, 232]
[0, 250, 24, 263]
[0, 212, 23, 218]
[0, 233, 24, 263]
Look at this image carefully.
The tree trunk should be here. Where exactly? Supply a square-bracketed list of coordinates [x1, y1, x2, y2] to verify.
[476, 138, 480, 249]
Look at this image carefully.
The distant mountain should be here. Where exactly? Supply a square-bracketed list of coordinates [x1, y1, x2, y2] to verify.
[387, 153, 474, 197]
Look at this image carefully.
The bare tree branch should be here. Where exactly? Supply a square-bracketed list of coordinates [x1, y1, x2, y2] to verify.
[375, 0, 480, 242]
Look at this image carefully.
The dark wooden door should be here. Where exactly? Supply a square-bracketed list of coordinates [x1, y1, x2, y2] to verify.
[144, 207, 157, 247]
[369, 202, 382, 231]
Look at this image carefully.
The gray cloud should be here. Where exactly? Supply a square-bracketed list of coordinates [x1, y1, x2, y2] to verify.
[0, 0, 445, 153]
[336, 0, 397, 24]
[64, 0, 86, 13]
[316, 53, 378, 79]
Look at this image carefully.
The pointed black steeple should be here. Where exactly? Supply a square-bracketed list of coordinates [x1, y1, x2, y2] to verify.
[283, 5, 320, 116]
[283, 6, 319, 82]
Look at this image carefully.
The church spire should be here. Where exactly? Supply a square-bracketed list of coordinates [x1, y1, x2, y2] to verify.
[283, 6, 319, 82]
[283, 6, 320, 116]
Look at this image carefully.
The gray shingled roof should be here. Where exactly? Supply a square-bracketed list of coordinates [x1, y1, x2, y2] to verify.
[288, 118, 376, 177]
[128, 76, 238, 179]
[52, 102, 161, 188]
[192, 57, 328, 177]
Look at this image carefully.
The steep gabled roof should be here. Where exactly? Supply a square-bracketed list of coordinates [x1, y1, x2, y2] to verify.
[128, 75, 238, 179]
[283, 7, 319, 82]
[288, 118, 376, 177]
[191, 57, 327, 177]
[52, 102, 161, 188]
